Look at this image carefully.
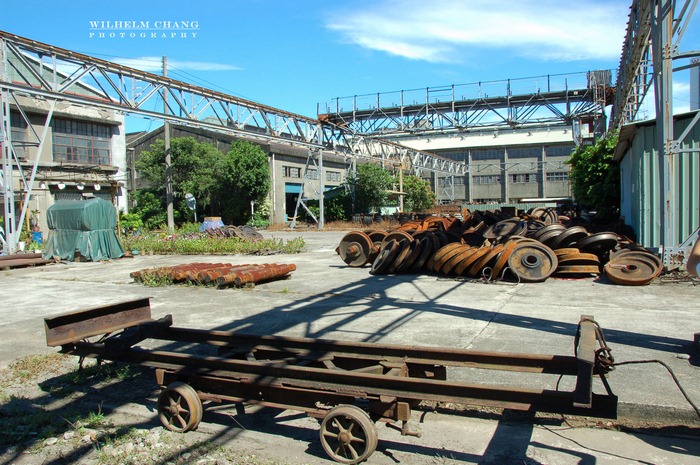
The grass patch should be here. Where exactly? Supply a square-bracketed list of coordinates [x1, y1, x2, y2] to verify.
[121, 233, 305, 256]
[4, 353, 66, 384]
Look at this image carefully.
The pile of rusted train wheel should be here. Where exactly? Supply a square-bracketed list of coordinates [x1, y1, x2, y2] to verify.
[336, 207, 662, 285]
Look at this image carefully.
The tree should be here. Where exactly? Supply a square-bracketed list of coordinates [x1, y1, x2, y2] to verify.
[134, 137, 225, 226]
[221, 140, 270, 224]
[567, 132, 620, 221]
[402, 175, 436, 212]
[347, 163, 394, 213]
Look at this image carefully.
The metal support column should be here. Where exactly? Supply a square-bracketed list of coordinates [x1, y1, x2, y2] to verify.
[653, 0, 676, 266]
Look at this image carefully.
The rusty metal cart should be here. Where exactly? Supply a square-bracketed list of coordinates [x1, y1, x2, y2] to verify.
[44, 298, 617, 464]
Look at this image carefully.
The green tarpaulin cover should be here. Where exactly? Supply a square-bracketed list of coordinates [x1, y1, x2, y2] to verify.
[43, 198, 125, 261]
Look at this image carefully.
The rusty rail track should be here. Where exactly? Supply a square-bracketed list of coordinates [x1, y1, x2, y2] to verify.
[44, 298, 617, 464]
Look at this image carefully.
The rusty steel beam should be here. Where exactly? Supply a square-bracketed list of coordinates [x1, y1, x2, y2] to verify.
[158, 326, 582, 375]
[44, 298, 153, 347]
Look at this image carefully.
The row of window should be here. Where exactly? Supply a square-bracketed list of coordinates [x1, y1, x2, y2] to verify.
[449, 145, 575, 161]
[9, 114, 113, 165]
[442, 172, 569, 185]
[283, 166, 343, 182]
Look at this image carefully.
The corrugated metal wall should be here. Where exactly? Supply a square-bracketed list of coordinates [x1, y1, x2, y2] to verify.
[619, 112, 700, 248]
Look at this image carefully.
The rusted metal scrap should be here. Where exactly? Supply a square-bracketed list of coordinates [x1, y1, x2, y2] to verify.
[0, 253, 55, 270]
[131, 262, 296, 288]
[338, 207, 665, 285]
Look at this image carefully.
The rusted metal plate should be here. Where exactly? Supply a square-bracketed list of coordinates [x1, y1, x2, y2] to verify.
[574, 315, 596, 408]
[0, 257, 55, 269]
[44, 297, 153, 347]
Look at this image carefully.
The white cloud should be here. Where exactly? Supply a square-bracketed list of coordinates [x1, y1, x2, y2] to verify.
[114, 56, 240, 72]
[326, 0, 629, 63]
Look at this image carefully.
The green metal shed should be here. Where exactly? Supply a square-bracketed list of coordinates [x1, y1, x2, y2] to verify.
[614, 110, 700, 263]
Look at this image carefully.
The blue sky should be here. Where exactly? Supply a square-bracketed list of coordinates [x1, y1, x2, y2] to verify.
[2, 0, 698, 129]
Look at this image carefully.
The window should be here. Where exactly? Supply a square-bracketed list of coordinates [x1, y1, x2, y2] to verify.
[10, 112, 27, 159]
[326, 171, 341, 182]
[473, 198, 500, 203]
[439, 177, 463, 185]
[305, 169, 319, 180]
[509, 173, 535, 183]
[507, 147, 540, 159]
[283, 166, 301, 178]
[52, 118, 112, 165]
[546, 145, 575, 157]
[472, 175, 501, 185]
[546, 171, 569, 181]
[471, 149, 502, 160]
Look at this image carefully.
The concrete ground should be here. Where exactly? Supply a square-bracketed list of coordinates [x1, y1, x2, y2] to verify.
[1, 229, 699, 464]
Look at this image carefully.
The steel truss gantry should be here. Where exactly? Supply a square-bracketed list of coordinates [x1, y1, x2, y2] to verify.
[610, 0, 700, 266]
[0, 30, 466, 253]
[318, 71, 613, 138]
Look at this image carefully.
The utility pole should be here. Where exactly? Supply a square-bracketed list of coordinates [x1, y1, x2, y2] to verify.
[163, 56, 174, 231]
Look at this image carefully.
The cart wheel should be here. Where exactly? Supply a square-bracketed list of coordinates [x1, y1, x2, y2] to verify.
[320, 405, 378, 464]
[157, 381, 203, 433]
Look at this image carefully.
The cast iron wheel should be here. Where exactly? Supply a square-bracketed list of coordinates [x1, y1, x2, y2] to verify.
[338, 231, 373, 267]
[320, 405, 378, 464]
[157, 381, 203, 433]
[507, 243, 558, 283]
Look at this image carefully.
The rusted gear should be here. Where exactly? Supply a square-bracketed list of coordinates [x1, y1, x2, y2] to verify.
[387, 239, 414, 274]
[433, 231, 450, 249]
[528, 207, 558, 225]
[549, 226, 590, 250]
[604, 257, 658, 285]
[435, 244, 470, 275]
[444, 231, 464, 244]
[382, 230, 414, 247]
[554, 247, 581, 257]
[531, 224, 566, 243]
[554, 265, 601, 277]
[609, 249, 662, 276]
[576, 232, 619, 255]
[439, 245, 475, 275]
[338, 231, 374, 267]
[525, 219, 546, 238]
[483, 218, 527, 240]
[467, 243, 505, 278]
[427, 243, 464, 273]
[410, 236, 436, 273]
[462, 232, 486, 247]
[370, 239, 403, 275]
[366, 230, 387, 262]
[454, 246, 492, 276]
[507, 243, 558, 282]
[491, 239, 519, 279]
[395, 239, 423, 274]
[557, 252, 600, 266]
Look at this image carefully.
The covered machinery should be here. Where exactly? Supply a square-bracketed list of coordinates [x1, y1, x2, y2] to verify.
[43, 198, 124, 261]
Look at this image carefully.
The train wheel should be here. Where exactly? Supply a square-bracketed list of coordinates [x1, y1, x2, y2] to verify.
[320, 405, 378, 464]
[157, 381, 203, 432]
